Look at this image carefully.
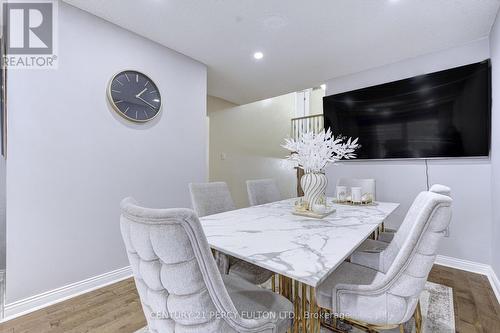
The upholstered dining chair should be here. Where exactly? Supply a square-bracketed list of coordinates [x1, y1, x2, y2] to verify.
[120, 198, 293, 333]
[246, 179, 281, 206]
[337, 178, 376, 201]
[189, 182, 274, 285]
[189, 182, 236, 217]
[317, 191, 452, 332]
[357, 184, 452, 253]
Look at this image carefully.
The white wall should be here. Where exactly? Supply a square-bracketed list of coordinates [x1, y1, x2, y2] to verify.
[208, 95, 296, 208]
[325, 38, 493, 265]
[310, 87, 326, 115]
[490, 10, 500, 277]
[6, 3, 207, 304]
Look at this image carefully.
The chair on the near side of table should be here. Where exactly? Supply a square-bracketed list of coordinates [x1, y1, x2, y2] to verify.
[357, 184, 452, 253]
[246, 179, 281, 206]
[120, 198, 293, 333]
[189, 182, 274, 285]
[316, 191, 452, 333]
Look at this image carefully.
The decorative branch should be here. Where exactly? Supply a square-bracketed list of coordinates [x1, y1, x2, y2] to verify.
[282, 128, 360, 173]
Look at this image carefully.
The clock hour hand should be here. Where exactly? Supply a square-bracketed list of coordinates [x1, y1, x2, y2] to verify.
[136, 96, 156, 109]
[135, 88, 148, 98]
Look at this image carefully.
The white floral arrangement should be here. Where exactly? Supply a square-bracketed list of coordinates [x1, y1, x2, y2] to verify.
[282, 128, 360, 173]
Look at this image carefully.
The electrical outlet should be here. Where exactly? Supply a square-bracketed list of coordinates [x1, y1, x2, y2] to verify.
[220, 153, 227, 160]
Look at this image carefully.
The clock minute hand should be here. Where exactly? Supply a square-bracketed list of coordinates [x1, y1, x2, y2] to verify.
[136, 96, 156, 109]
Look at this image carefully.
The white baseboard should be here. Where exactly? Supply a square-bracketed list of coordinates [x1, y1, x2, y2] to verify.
[435, 255, 492, 275]
[487, 266, 500, 304]
[436, 255, 500, 303]
[2, 266, 132, 322]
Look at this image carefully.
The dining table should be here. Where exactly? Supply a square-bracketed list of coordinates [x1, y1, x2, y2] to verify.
[199, 197, 399, 333]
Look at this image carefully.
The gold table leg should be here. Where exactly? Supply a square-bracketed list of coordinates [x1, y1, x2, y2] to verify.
[277, 275, 322, 333]
[414, 301, 422, 333]
[301, 282, 307, 332]
[309, 286, 320, 333]
[293, 280, 299, 333]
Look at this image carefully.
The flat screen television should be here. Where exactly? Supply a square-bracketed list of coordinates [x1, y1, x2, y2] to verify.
[323, 60, 491, 160]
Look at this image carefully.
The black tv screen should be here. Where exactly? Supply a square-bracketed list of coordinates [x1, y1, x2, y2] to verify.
[323, 60, 491, 159]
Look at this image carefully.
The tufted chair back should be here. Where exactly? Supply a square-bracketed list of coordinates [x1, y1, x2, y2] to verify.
[120, 198, 277, 333]
[189, 182, 236, 217]
[246, 179, 281, 206]
[337, 178, 376, 201]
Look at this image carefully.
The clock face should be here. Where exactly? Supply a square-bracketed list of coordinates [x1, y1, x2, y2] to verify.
[108, 70, 162, 122]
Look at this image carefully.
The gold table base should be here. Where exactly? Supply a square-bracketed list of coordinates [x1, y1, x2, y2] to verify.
[273, 274, 320, 333]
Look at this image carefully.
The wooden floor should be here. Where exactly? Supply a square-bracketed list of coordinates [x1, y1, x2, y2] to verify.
[0, 265, 498, 333]
[428, 265, 500, 333]
[0, 279, 146, 333]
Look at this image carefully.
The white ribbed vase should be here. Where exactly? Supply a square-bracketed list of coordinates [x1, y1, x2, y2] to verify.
[301, 172, 328, 210]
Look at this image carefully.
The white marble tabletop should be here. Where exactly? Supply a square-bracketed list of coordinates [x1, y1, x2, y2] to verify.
[200, 198, 399, 287]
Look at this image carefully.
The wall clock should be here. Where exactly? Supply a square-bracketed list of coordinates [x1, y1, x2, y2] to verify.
[107, 70, 162, 122]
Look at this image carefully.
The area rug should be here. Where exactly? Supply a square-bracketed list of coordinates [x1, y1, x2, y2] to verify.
[135, 281, 454, 333]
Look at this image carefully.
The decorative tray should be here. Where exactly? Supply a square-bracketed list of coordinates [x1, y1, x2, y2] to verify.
[332, 199, 378, 206]
[292, 208, 336, 219]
